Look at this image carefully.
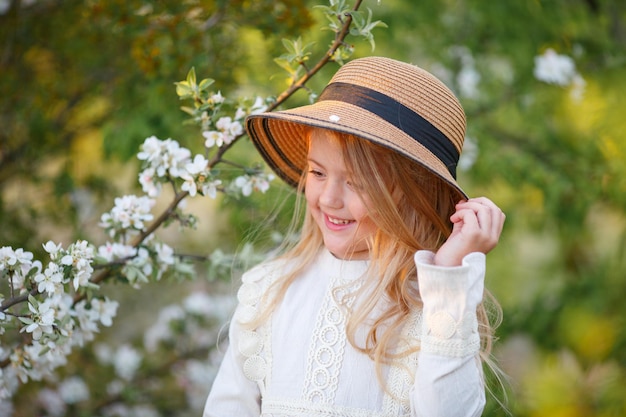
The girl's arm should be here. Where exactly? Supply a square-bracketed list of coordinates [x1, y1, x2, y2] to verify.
[411, 250, 487, 417]
[410, 197, 503, 416]
[202, 309, 262, 417]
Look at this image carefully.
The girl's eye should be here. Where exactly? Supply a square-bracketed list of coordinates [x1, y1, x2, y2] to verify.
[308, 169, 324, 178]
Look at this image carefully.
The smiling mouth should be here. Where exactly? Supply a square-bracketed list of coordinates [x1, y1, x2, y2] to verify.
[327, 215, 353, 225]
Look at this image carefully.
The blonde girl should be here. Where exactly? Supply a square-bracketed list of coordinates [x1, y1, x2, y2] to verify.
[204, 56, 505, 417]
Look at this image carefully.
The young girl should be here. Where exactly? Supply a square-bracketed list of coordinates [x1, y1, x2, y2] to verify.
[203, 56, 505, 417]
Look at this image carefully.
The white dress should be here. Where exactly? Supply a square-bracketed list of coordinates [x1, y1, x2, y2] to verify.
[203, 248, 487, 417]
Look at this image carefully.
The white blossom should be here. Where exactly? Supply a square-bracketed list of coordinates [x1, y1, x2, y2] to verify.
[137, 136, 192, 179]
[0, 365, 19, 401]
[210, 91, 225, 104]
[449, 46, 481, 99]
[534, 48, 578, 86]
[202, 130, 224, 148]
[113, 344, 142, 381]
[136, 136, 163, 164]
[250, 96, 268, 115]
[34, 262, 64, 296]
[94, 343, 114, 365]
[180, 172, 199, 197]
[123, 247, 153, 286]
[138, 167, 161, 197]
[185, 154, 209, 176]
[234, 106, 247, 120]
[227, 120, 243, 138]
[97, 242, 136, 263]
[46, 293, 74, 337]
[58, 376, 90, 404]
[235, 175, 254, 196]
[11, 248, 33, 265]
[215, 116, 242, 145]
[1, 247, 39, 293]
[64, 240, 95, 291]
[135, 405, 161, 417]
[144, 305, 185, 352]
[179, 153, 209, 197]
[60, 254, 73, 266]
[154, 242, 175, 266]
[21, 299, 55, 341]
[177, 360, 216, 411]
[42, 241, 63, 259]
[201, 179, 222, 199]
[457, 65, 481, 99]
[0, 246, 14, 270]
[73, 300, 100, 345]
[183, 292, 214, 317]
[215, 116, 232, 132]
[235, 173, 274, 196]
[90, 298, 119, 327]
[100, 195, 155, 238]
[25, 341, 71, 380]
[37, 388, 66, 417]
[9, 349, 31, 384]
[162, 139, 192, 178]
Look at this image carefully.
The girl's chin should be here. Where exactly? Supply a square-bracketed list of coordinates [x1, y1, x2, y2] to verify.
[325, 244, 370, 260]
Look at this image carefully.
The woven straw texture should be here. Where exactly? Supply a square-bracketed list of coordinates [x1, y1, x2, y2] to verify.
[246, 56, 467, 199]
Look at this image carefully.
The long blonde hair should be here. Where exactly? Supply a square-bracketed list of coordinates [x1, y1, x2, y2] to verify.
[247, 128, 502, 388]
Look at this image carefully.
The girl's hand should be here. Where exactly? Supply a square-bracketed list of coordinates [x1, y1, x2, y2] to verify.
[433, 197, 505, 267]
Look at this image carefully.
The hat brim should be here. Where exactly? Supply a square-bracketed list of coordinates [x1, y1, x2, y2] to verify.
[246, 99, 468, 201]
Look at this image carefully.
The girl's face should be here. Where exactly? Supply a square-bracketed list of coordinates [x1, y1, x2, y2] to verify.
[305, 128, 378, 260]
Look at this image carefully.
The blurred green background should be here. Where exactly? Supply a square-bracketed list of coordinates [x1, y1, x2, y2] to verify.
[1, 0, 625, 415]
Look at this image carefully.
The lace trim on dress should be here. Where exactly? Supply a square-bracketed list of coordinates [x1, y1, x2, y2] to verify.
[235, 264, 277, 395]
[262, 397, 401, 417]
[421, 311, 479, 357]
[301, 274, 358, 405]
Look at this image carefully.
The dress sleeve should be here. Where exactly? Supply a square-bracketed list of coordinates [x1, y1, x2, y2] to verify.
[410, 250, 487, 417]
[203, 262, 272, 417]
[202, 306, 262, 417]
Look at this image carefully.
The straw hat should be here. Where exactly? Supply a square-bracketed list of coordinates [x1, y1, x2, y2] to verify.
[246, 56, 467, 199]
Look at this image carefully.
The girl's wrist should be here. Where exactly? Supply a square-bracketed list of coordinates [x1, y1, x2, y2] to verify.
[433, 253, 462, 267]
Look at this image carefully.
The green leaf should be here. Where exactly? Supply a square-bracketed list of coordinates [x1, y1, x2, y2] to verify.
[180, 106, 196, 116]
[174, 81, 193, 99]
[186, 67, 197, 86]
[347, 8, 387, 50]
[274, 57, 297, 75]
[28, 294, 39, 307]
[281, 38, 298, 56]
[198, 77, 215, 91]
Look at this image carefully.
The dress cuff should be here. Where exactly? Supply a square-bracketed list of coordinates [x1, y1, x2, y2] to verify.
[414, 251, 486, 357]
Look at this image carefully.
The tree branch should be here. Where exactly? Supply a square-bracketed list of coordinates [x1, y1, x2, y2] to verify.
[208, 0, 363, 166]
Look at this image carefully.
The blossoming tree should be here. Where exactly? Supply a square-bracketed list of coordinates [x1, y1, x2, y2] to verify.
[0, 0, 387, 414]
[3, 0, 626, 416]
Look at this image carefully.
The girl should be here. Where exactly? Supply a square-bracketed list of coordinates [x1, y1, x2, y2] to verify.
[204, 56, 505, 417]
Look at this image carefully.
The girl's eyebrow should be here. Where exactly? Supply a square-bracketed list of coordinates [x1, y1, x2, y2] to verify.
[307, 157, 351, 179]
[306, 157, 324, 167]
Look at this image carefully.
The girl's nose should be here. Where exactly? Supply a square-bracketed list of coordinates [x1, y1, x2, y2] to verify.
[319, 180, 343, 209]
